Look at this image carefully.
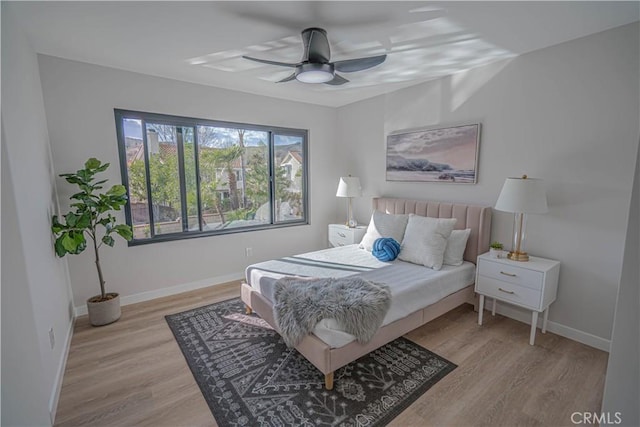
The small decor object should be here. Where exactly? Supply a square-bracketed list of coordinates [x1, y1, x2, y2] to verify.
[489, 241, 504, 258]
[372, 237, 401, 261]
[494, 175, 548, 262]
[336, 175, 362, 227]
[51, 158, 133, 326]
[386, 123, 480, 183]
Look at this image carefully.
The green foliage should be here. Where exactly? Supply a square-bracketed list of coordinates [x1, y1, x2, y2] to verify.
[125, 137, 301, 229]
[128, 148, 182, 213]
[51, 158, 133, 298]
[225, 208, 256, 221]
[490, 241, 504, 250]
[127, 159, 149, 202]
[197, 147, 226, 212]
[244, 151, 270, 205]
[244, 150, 293, 207]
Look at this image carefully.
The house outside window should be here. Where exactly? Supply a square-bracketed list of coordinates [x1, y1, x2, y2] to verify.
[114, 109, 308, 244]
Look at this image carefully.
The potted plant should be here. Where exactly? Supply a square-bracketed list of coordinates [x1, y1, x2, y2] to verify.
[51, 158, 133, 326]
[489, 241, 504, 258]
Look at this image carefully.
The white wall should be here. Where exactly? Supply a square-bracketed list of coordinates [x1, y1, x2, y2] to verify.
[1, 127, 52, 427]
[602, 138, 639, 425]
[1, 3, 75, 424]
[37, 55, 341, 309]
[338, 23, 639, 345]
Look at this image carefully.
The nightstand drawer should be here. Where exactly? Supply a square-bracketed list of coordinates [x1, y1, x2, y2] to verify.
[329, 228, 352, 246]
[476, 276, 542, 310]
[328, 224, 366, 247]
[478, 260, 544, 290]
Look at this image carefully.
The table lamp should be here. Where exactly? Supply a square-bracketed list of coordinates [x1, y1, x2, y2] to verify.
[494, 175, 548, 261]
[336, 176, 362, 228]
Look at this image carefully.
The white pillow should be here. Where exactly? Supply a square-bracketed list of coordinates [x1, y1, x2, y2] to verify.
[359, 211, 409, 252]
[443, 228, 471, 266]
[398, 215, 457, 270]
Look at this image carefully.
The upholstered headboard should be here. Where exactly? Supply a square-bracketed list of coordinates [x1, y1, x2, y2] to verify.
[372, 197, 492, 264]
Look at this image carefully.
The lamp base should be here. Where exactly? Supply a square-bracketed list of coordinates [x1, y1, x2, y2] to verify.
[507, 251, 529, 262]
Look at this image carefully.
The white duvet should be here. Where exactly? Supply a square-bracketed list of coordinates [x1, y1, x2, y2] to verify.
[245, 244, 475, 348]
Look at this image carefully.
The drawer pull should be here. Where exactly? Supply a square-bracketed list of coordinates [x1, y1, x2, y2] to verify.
[500, 271, 517, 277]
[338, 232, 346, 237]
[498, 287, 515, 294]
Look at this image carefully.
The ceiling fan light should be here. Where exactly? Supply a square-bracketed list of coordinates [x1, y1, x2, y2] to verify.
[295, 62, 334, 84]
[296, 70, 334, 83]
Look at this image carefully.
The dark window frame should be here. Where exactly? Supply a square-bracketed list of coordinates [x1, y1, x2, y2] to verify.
[114, 109, 309, 246]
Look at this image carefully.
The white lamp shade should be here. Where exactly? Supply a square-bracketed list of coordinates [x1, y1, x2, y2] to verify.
[336, 176, 362, 198]
[495, 177, 548, 214]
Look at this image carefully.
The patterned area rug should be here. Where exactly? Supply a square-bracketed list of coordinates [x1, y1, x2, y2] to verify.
[166, 298, 456, 427]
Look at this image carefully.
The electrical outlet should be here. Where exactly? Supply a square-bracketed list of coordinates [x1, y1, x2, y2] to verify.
[48, 328, 55, 349]
[245, 247, 253, 257]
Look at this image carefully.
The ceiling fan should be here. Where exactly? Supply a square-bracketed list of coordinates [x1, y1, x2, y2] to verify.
[243, 27, 387, 85]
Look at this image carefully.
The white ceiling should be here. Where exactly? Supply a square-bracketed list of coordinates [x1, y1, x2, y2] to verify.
[12, 1, 639, 107]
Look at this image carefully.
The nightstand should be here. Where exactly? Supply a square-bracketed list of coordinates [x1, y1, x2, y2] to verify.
[328, 224, 367, 247]
[475, 253, 560, 345]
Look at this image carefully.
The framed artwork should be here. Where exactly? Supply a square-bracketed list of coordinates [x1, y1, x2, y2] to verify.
[386, 123, 481, 183]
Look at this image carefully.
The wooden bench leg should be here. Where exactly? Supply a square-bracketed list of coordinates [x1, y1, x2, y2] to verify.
[245, 305, 252, 315]
[325, 372, 334, 390]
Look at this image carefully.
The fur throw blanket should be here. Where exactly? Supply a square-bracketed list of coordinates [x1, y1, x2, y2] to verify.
[273, 276, 392, 348]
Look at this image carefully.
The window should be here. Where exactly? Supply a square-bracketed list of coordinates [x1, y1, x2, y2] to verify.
[114, 109, 308, 244]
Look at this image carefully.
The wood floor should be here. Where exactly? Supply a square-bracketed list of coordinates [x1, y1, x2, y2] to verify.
[54, 281, 608, 427]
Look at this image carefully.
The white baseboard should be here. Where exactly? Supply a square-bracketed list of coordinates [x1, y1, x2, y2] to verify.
[71, 273, 612, 352]
[49, 316, 75, 424]
[491, 303, 611, 352]
[74, 272, 244, 316]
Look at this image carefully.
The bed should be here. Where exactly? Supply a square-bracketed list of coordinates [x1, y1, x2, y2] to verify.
[240, 197, 492, 389]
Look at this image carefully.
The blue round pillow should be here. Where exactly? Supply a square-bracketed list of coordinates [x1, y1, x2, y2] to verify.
[372, 237, 401, 262]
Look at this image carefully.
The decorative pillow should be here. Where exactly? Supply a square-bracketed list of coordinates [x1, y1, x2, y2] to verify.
[398, 215, 457, 270]
[443, 228, 471, 266]
[359, 211, 409, 252]
[372, 238, 401, 262]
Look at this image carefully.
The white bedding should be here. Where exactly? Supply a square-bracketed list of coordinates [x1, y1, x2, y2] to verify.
[245, 244, 475, 348]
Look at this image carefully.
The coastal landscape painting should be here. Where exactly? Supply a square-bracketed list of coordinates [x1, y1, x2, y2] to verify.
[386, 123, 480, 183]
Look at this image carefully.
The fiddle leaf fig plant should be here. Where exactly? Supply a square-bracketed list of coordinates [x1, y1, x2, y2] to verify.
[52, 158, 133, 301]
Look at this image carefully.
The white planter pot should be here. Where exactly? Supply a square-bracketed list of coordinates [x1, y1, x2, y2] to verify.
[489, 248, 502, 258]
[87, 293, 121, 326]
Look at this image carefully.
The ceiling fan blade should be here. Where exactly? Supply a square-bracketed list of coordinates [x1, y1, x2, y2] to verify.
[333, 55, 387, 73]
[324, 74, 349, 86]
[333, 54, 387, 73]
[242, 56, 299, 68]
[301, 27, 331, 63]
[276, 73, 297, 83]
